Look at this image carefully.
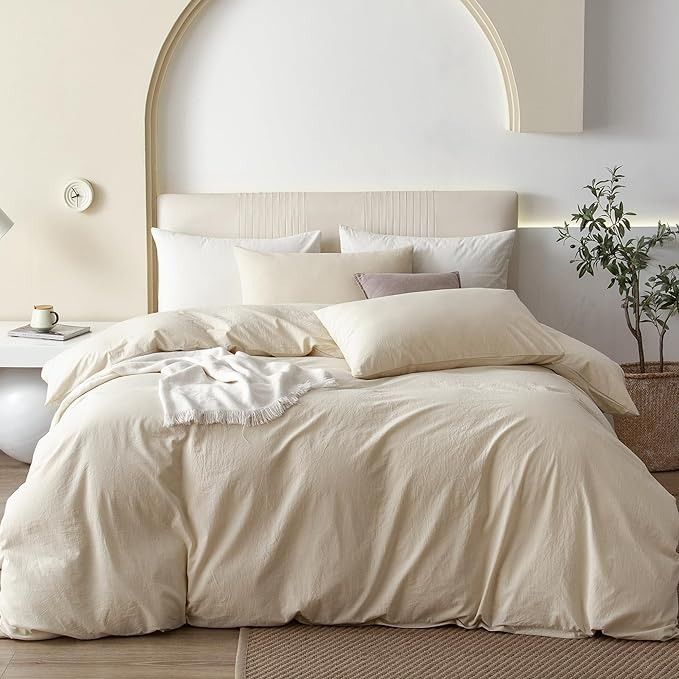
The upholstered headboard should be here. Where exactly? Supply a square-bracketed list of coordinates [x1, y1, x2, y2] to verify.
[151, 190, 518, 310]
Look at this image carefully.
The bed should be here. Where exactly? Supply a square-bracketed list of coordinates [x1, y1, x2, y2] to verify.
[0, 191, 677, 641]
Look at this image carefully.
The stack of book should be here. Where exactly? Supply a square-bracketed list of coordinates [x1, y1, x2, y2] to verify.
[8, 324, 91, 342]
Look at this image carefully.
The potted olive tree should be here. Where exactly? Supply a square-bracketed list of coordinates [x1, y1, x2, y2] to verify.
[556, 167, 679, 471]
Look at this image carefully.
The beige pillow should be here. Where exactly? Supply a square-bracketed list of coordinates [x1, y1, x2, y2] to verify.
[43, 305, 342, 406]
[234, 248, 412, 304]
[543, 326, 638, 416]
[315, 288, 564, 379]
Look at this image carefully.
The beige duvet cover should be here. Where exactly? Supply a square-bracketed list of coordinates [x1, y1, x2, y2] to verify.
[0, 306, 677, 641]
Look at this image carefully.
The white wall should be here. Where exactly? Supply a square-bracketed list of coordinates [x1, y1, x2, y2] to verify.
[158, 0, 679, 363]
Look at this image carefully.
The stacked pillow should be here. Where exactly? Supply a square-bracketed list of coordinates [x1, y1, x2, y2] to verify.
[339, 225, 515, 289]
[152, 228, 322, 311]
[154, 225, 516, 310]
[152, 225, 636, 416]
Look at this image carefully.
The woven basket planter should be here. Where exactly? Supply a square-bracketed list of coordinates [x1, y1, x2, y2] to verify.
[613, 362, 679, 472]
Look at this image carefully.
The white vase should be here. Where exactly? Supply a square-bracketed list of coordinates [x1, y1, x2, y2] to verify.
[0, 368, 56, 464]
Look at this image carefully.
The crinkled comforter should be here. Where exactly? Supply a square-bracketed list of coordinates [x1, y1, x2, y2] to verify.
[0, 305, 677, 640]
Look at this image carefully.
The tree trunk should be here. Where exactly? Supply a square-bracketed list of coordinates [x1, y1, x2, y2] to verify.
[632, 279, 646, 373]
[659, 331, 666, 373]
[637, 332, 646, 373]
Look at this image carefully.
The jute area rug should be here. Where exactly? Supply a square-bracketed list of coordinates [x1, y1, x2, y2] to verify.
[235, 624, 679, 679]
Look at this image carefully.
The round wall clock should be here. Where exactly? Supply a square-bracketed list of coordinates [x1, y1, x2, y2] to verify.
[64, 178, 94, 212]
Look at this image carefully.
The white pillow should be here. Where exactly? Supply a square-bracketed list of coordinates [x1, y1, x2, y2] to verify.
[151, 228, 322, 311]
[234, 248, 412, 305]
[315, 288, 563, 379]
[339, 225, 515, 289]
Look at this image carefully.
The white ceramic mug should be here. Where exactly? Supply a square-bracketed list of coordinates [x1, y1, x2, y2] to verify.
[30, 305, 59, 333]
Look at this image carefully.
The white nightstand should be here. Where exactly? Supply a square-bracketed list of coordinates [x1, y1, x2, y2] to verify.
[0, 321, 114, 464]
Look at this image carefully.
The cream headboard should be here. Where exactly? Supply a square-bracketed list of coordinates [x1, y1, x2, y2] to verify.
[152, 190, 518, 310]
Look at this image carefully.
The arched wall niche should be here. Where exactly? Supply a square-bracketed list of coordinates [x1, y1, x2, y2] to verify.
[460, 0, 520, 132]
[145, 0, 585, 310]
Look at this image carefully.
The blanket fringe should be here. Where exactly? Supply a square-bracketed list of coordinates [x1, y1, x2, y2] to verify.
[163, 377, 336, 427]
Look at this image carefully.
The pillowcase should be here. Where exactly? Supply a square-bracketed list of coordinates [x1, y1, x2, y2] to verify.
[354, 271, 461, 299]
[43, 305, 342, 406]
[339, 225, 515, 289]
[315, 288, 563, 379]
[543, 326, 638, 416]
[234, 248, 413, 305]
[151, 228, 322, 311]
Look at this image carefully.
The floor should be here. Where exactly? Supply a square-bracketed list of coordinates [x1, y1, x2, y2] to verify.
[0, 451, 678, 679]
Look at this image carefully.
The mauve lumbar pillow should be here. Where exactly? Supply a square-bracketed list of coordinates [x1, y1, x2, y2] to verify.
[354, 272, 461, 299]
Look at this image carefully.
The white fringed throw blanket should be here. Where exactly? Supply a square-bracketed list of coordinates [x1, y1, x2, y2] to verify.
[108, 348, 336, 426]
